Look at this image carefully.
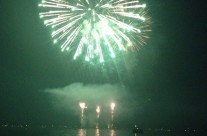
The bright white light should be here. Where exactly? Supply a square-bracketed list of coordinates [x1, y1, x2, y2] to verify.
[111, 102, 115, 110]
[96, 106, 100, 113]
[79, 102, 86, 109]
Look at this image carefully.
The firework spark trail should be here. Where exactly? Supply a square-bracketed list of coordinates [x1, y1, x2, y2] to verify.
[39, 0, 150, 63]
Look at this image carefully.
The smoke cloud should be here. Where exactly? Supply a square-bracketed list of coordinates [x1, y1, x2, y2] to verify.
[44, 83, 129, 111]
[43, 83, 148, 126]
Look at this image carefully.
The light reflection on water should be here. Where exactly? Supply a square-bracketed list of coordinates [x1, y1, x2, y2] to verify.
[62, 129, 199, 136]
[110, 129, 116, 136]
[77, 129, 117, 136]
[96, 129, 100, 136]
[77, 129, 86, 136]
[0, 128, 199, 136]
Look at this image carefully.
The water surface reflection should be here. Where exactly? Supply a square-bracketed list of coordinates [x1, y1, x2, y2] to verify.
[77, 129, 117, 136]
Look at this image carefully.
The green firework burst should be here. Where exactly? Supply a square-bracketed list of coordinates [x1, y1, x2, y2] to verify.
[39, 0, 150, 63]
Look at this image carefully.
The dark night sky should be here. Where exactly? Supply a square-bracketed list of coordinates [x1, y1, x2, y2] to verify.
[0, 0, 206, 129]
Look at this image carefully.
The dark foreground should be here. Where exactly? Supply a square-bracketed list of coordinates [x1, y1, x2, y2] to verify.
[0, 128, 201, 136]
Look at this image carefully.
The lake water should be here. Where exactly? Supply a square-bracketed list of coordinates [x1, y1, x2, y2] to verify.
[0, 128, 201, 136]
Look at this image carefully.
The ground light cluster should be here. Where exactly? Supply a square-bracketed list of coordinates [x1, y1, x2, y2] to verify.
[39, 0, 150, 63]
[79, 102, 116, 129]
